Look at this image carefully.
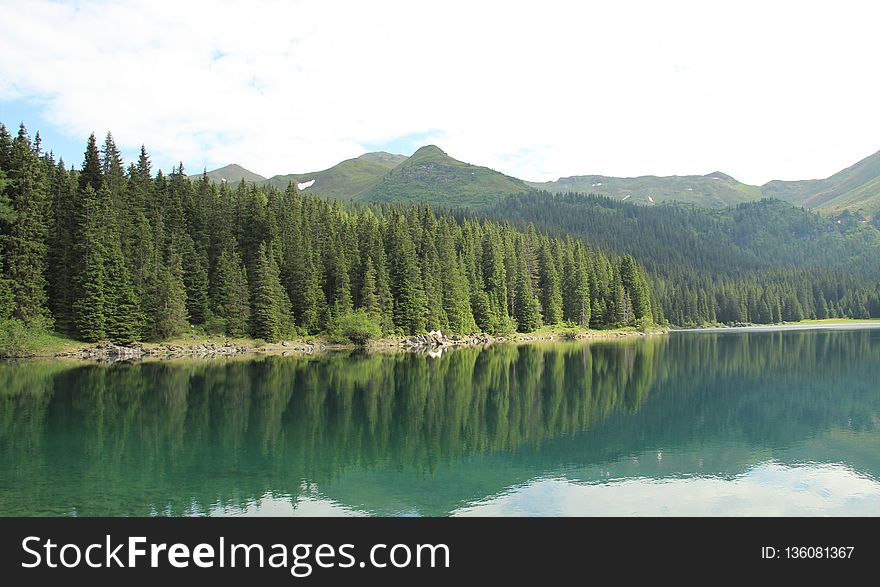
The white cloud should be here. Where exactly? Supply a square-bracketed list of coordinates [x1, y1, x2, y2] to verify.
[452, 462, 880, 516]
[1, 0, 879, 184]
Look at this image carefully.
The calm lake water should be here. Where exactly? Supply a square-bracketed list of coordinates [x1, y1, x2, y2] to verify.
[2, 329, 879, 516]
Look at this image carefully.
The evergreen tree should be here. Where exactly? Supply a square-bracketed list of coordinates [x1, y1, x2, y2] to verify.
[103, 232, 144, 343]
[71, 185, 108, 341]
[213, 247, 251, 337]
[150, 253, 188, 340]
[79, 133, 102, 192]
[325, 228, 353, 317]
[250, 242, 290, 341]
[288, 232, 323, 333]
[46, 160, 79, 333]
[436, 218, 475, 333]
[538, 240, 563, 325]
[101, 132, 126, 200]
[361, 255, 380, 315]
[481, 227, 508, 331]
[563, 241, 591, 327]
[1, 124, 50, 325]
[180, 236, 210, 325]
[0, 168, 13, 319]
[0, 125, 50, 324]
[387, 216, 427, 333]
[513, 241, 541, 332]
[619, 255, 651, 321]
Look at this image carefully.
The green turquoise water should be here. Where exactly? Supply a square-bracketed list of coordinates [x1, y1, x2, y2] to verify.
[1, 329, 879, 516]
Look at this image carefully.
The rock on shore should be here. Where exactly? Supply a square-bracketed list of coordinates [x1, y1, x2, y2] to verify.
[400, 330, 495, 350]
[66, 340, 324, 361]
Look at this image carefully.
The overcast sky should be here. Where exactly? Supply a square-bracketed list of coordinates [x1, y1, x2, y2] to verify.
[1, 0, 878, 185]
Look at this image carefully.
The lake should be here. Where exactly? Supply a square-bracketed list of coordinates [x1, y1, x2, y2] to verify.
[1, 328, 879, 516]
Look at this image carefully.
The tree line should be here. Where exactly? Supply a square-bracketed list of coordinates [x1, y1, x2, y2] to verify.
[0, 124, 654, 344]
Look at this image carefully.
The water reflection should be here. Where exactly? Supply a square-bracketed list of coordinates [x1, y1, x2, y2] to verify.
[0, 330, 878, 516]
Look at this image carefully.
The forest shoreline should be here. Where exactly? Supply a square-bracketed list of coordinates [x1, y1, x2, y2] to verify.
[1, 325, 670, 361]
[6, 318, 879, 362]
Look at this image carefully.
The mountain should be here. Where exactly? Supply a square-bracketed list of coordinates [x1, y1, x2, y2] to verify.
[196, 145, 880, 216]
[763, 149, 880, 214]
[527, 149, 880, 214]
[527, 171, 763, 208]
[191, 163, 266, 184]
[356, 145, 530, 208]
[263, 152, 406, 199]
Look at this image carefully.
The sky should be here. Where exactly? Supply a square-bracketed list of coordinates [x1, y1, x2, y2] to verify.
[1, 0, 878, 185]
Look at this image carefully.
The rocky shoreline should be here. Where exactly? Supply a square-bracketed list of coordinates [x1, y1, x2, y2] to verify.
[44, 328, 667, 362]
[58, 340, 327, 361]
[395, 328, 659, 350]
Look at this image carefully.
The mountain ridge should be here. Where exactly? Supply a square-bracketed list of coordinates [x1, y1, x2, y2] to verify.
[196, 146, 880, 214]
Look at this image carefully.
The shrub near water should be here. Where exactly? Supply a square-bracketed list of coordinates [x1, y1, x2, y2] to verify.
[328, 310, 383, 346]
[0, 318, 50, 357]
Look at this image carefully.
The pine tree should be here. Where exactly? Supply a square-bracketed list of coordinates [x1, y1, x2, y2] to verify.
[513, 241, 541, 332]
[0, 168, 13, 320]
[437, 218, 475, 333]
[72, 185, 108, 341]
[150, 253, 188, 339]
[285, 223, 324, 333]
[250, 242, 289, 341]
[180, 236, 210, 325]
[361, 255, 380, 315]
[538, 240, 563, 325]
[101, 132, 126, 199]
[0, 124, 12, 170]
[422, 240, 447, 330]
[213, 247, 251, 337]
[619, 255, 651, 321]
[1, 124, 51, 325]
[356, 213, 394, 331]
[609, 268, 629, 326]
[387, 216, 427, 333]
[79, 133, 102, 192]
[103, 232, 144, 343]
[563, 241, 591, 327]
[46, 160, 79, 333]
[481, 227, 508, 330]
[325, 228, 353, 317]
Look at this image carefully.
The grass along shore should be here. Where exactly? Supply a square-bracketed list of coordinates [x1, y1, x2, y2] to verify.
[0, 323, 669, 360]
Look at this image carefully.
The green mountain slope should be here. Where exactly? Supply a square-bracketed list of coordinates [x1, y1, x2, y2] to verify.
[356, 151, 408, 168]
[486, 193, 880, 277]
[762, 149, 880, 214]
[190, 163, 266, 184]
[196, 146, 880, 215]
[527, 171, 764, 208]
[356, 145, 530, 208]
[264, 152, 404, 199]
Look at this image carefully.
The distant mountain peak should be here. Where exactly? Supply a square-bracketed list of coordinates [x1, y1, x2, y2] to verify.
[356, 145, 529, 207]
[705, 171, 735, 181]
[410, 144, 448, 158]
[190, 163, 266, 184]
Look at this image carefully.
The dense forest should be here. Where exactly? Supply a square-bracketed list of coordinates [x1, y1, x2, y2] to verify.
[4, 123, 880, 347]
[0, 124, 655, 346]
[483, 192, 880, 325]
